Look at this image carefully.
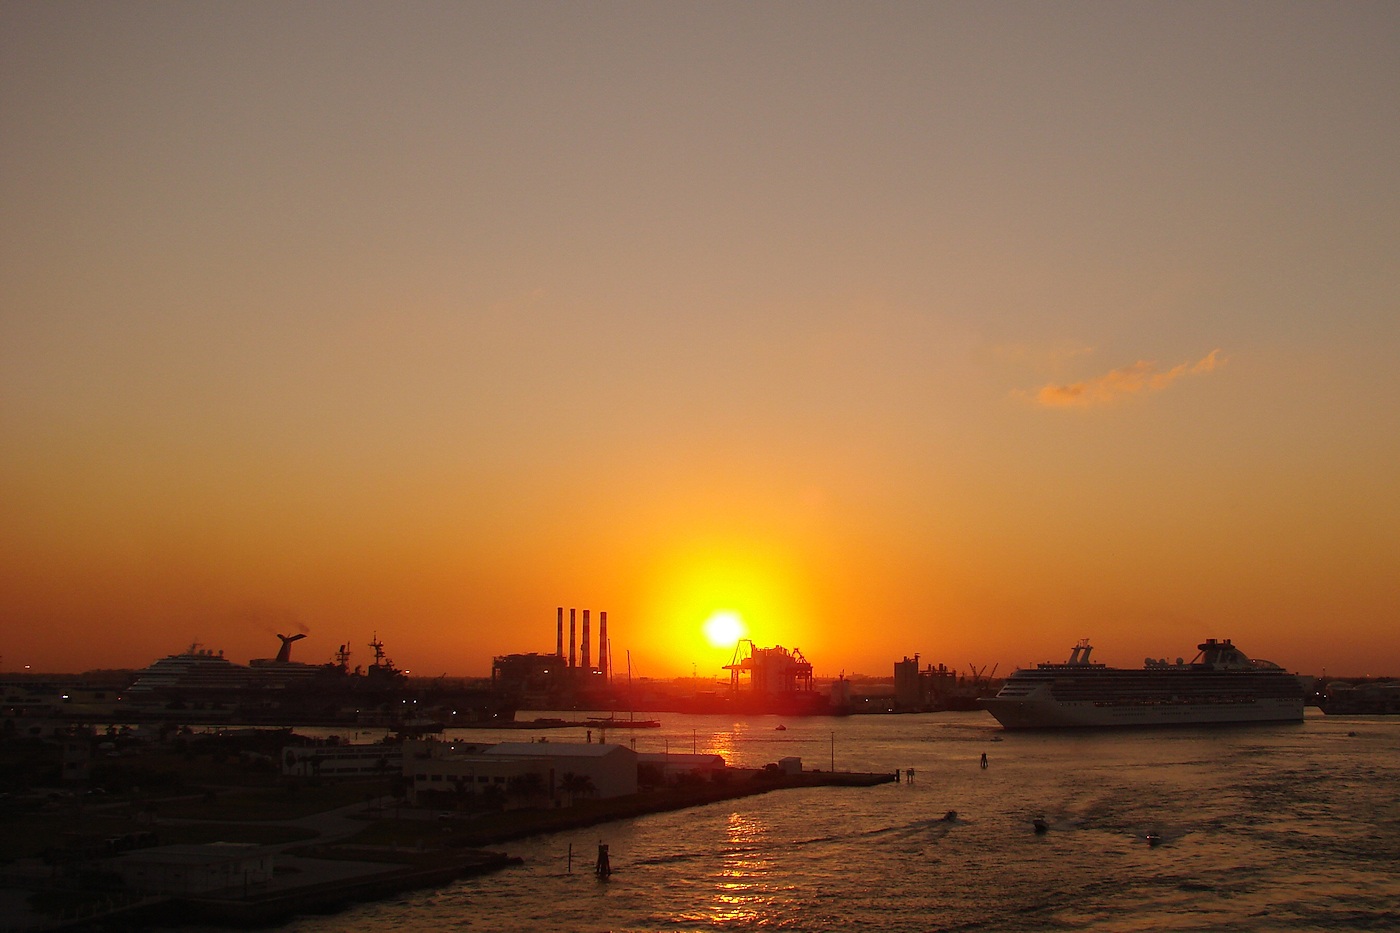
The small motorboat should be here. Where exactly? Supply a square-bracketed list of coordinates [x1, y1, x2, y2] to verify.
[1146, 832, 1162, 847]
[1032, 818, 1049, 834]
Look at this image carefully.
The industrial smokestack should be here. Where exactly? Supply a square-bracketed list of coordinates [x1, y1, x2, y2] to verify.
[556, 607, 564, 658]
[582, 610, 591, 670]
[569, 608, 577, 668]
[598, 611, 609, 682]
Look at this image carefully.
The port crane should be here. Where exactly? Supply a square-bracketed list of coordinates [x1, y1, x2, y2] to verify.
[968, 663, 999, 688]
[725, 639, 814, 694]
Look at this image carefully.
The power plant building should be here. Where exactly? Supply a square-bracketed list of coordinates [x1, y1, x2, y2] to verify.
[491, 607, 611, 703]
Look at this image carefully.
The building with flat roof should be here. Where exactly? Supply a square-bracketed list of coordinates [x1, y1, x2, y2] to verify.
[405, 740, 638, 807]
[637, 751, 726, 780]
[281, 743, 402, 778]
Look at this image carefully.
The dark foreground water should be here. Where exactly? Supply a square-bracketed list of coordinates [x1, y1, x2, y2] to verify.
[274, 709, 1399, 932]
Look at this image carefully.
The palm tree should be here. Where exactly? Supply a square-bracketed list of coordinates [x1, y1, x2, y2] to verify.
[507, 771, 546, 808]
[559, 772, 596, 806]
[479, 783, 506, 811]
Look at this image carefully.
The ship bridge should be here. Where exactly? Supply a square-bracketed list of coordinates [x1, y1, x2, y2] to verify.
[1192, 638, 1256, 670]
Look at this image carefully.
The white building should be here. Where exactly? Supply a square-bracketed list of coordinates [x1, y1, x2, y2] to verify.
[485, 742, 638, 798]
[405, 740, 638, 807]
[777, 756, 803, 775]
[281, 743, 402, 778]
[637, 751, 726, 780]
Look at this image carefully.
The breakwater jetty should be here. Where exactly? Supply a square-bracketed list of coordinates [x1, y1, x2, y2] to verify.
[426, 766, 898, 849]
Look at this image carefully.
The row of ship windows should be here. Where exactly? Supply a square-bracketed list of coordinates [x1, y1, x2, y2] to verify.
[996, 687, 1295, 698]
[1053, 688, 1297, 700]
[1016, 674, 1293, 683]
[1080, 697, 1268, 707]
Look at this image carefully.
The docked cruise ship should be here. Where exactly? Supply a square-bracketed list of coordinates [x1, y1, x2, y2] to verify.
[980, 638, 1305, 729]
[126, 644, 258, 693]
[123, 636, 515, 726]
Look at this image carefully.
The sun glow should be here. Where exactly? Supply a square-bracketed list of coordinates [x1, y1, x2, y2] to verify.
[703, 610, 747, 649]
[635, 534, 820, 675]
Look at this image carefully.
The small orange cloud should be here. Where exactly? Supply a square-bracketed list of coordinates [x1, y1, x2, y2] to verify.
[1034, 349, 1225, 408]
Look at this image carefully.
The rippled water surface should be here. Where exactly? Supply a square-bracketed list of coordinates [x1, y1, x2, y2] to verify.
[272, 710, 1400, 932]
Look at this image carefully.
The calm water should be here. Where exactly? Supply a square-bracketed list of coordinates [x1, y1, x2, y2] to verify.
[277, 710, 1400, 932]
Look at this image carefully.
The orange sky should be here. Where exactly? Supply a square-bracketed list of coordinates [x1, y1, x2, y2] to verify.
[2, 3, 1398, 678]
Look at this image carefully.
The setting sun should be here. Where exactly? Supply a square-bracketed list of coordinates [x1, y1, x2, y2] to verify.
[702, 611, 746, 649]
[633, 534, 819, 675]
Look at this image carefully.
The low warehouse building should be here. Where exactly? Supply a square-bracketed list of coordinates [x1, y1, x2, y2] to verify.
[406, 741, 637, 807]
[281, 743, 402, 778]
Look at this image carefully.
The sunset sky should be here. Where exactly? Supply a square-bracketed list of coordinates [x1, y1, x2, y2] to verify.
[3, 3, 1397, 680]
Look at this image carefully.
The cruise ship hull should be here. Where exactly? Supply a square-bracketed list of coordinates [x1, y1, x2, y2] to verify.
[981, 694, 1304, 729]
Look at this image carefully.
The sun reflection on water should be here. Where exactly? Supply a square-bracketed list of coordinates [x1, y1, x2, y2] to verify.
[703, 811, 776, 925]
[705, 727, 740, 763]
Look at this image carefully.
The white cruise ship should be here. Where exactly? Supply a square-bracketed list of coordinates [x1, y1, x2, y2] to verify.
[980, 638, 1305, 729]
[126, 644, 253, 693]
